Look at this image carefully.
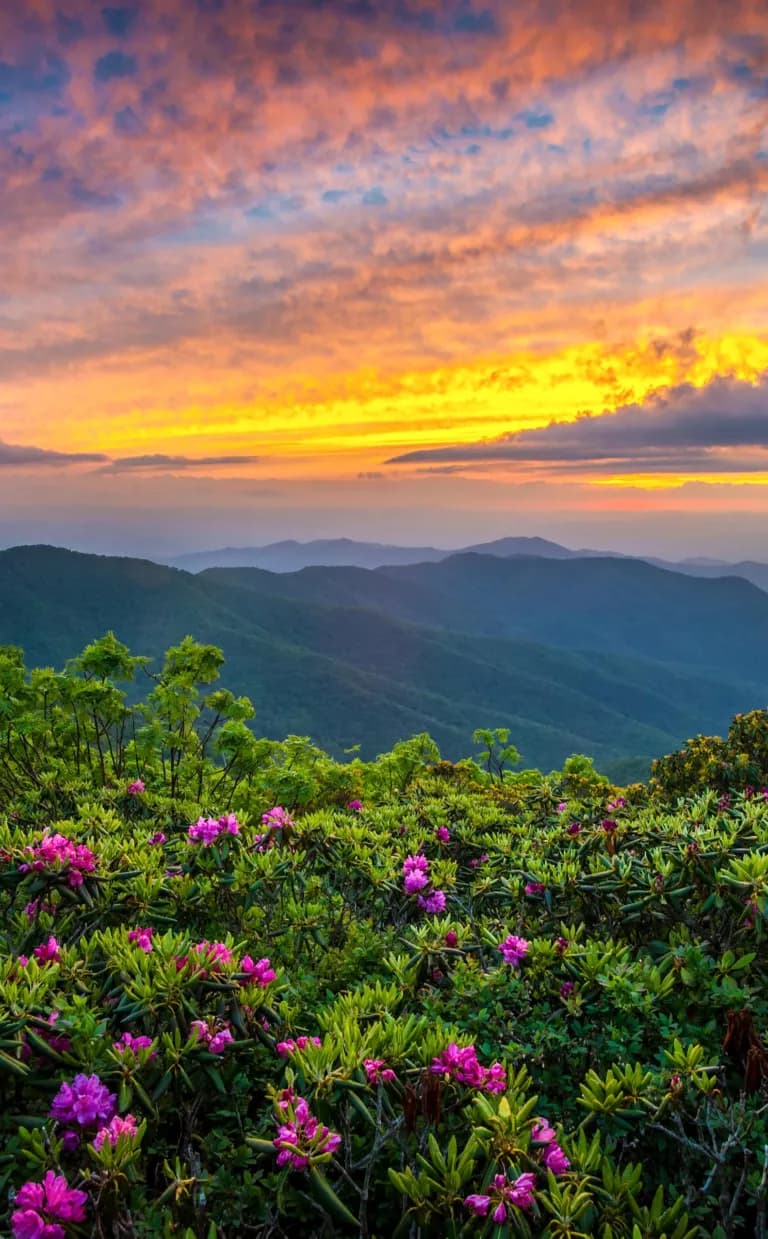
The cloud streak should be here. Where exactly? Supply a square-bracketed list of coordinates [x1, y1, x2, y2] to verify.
[387, 374, 768, 473]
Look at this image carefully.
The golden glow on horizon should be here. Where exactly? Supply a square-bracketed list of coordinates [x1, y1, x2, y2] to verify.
[23, 328, 767, 490]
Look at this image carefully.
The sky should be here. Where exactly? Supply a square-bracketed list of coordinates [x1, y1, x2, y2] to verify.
[1, 0, 767, 558]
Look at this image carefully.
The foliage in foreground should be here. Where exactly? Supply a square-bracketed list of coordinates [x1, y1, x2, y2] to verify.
[1, 635, 768, 1237]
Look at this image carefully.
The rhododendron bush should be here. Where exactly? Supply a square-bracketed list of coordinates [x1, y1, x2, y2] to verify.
[0, 637, 768, 1236]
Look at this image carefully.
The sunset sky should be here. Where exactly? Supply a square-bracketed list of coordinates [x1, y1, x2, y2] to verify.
[1, 0, 767, 557]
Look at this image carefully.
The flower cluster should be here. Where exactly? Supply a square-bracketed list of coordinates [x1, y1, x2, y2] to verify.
[113, 1031, 155, 1056]
[532, 1117, 571, 1175]
[431, 1042, 506, 1093]
[262, 805, 294, 831]
[465, 1171, 537, 1221]
[276, 1035, 322, 1057]
[127, 926, 153, 953]
[402, 854, 446, 914]
[19, 832, 96, 888]
[92, 1113, 139, 1150]
[21, 1012, 71, 1063]
[187, 813, 240, 845]
[32, 936, 61, 965]
[126, 779, 145, 795]
[191, 1020, 234, 1054]
[498, 934, 530, 966]
[273, 1097, 341, 1171]
[50, 1074, 116, 1129]
[241, 955, 276, 987]
[363, 1057, 397, 1084]
[11, 1171, 87, 1239]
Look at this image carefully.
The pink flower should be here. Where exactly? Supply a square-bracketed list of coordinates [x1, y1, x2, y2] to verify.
[602, 818, 617, 833]
[262, 806, 294, 831]
[403, 853, 429, 873]
[554, 936, 569, 954]
[404, 869, 429, 893]
[543, 1142, 570, 1175]
[556, 801, 567, 812]
[532, 1118, 557, 1143]
[363, 1058, 396, 1084]
[19, 832, 96, 887]
[127, 926, 153, 953]
[560, 980, 574, 998]
[464, 1172, 536, 1220]
[273, 1097, 341, 1171]
[92, 1114, 138, 1150]
[32, 936, 61, 965]
[435, 826, 450, 842]
[241, 955, 276, 987]
[498, 934, 530, 966]
[566, 821, 582, 836]
[12, 1172, 88, 1238]
[126, 779, 145, 795]
[276, 1036, 321, 1057]
[524, 881, 545, 895]
[50, 1075, 115, 1128]
[188, 817, 222, 846]
[191, 1021, 234, 1054]
[113, 1031, 155, 1056]
[431, 1043, 506, 1093]
[148, 831, 166, 845]
[445, 930, 458, 948]
[418, 889, 446, 914]
[347, 799, 363, 812]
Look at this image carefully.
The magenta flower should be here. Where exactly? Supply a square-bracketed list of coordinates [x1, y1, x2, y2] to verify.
[445, 929, 459, 948]
[113, 1031, 155, 1056]
[543, 1143, 570, 1175]
[431, 1043, 506, 1093]
[32, 936, 61, 965]
[401, 857, 431, 877]
[404, 870, 429, 893]
[347, 799, 363, 812]
[418, 889, 446, 914]
[12, 1172, 88, 1238]
[602, 818, 617, 833]
[464, 1171, 536, 1220]
[262, 806, 294, 831]
[556, 801, 567, 812]
[276, 1036, 322, 1057]
[148, 831, 166, 845]
[560, 980, 575, 998]
[524, 881, 545, 895]
[126, 779, 145, 795]
[532, 1118, 557, 1143]
[50, 1074, 116, 1128]
[363, 1058, 396, 1084]
[566, 821, 582, 836]
[19, 832, 96, 887]
[274, 1097, 341, 1171]
[127, 926, 153, 953]
[241, 955, 276, 987]
[188, 817, 222, 846]
[92, 1114, 138, 1150]
[435, 826, 451, 842]
[191, 1020, 234, 1054]
[554, 936, 569, 954]
[498, 934, 530, 966]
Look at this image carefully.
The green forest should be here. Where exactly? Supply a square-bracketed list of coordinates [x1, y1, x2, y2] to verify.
[3, 632, 768, 1236]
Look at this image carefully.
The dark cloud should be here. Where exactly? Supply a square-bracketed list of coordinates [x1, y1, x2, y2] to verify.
[0, 54, 70, 98]
[387, 374, 768, 472]
[0, 441, 108, 467]
[107, 453, 262, 470]
[93, 49, 138, 81]
[101, 6, 140, 38]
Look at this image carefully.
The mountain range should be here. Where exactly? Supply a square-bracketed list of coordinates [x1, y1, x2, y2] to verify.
[167, 536, 768, 594]
[0, 543, 766, 781]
